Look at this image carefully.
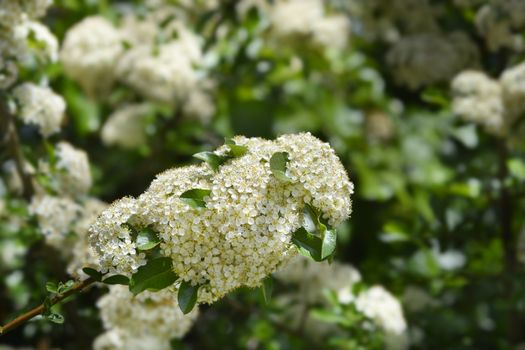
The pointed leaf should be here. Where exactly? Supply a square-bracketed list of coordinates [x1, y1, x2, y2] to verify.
[225, 138, 248, 157]
[291, 227, 323, 261]
[129, 257, 178, 295]
[136, 227, 161, 250]
[82, 267, 103, 281]
[103, 275, 130, 285]
[46, 313, 64, 324]
[46, 282, 58, 294]
[261, 276, 273, 304]
[303, 204, 319, 234]
[180, 189, 212, 209]
[270, 152, 294, 183]
[193, 151, 227, 172]
[321, 229, 337, 260]
[178, 280, 199, 314]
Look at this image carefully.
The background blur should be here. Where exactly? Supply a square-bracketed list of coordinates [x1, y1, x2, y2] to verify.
[2, 0, 525, 349]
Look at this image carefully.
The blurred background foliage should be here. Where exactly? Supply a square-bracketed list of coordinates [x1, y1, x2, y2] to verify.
[2, 0, 525, 349]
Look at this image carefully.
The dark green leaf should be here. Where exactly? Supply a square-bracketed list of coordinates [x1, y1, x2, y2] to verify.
[291, 227, 323, 261]
[129, 257, 178, 295]
[46, 312, 64, 324]
[180, 188, 212, 209]
[82, 267, 103, 282]
[270, 152, 294, 183]
[321, 229, 337, 260]
[136, 227, 161, 250]
[46, 282, 58, 294]
[261, 276, 273, 304]
[178, 280, 199, 314]
[193, 151, 227, 172]
[103, 275, 130, 285]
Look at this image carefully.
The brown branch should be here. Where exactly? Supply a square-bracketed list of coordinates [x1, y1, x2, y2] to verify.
[0, 277, 96, 336]
[0, 92, 35, 201]
[497, 140, 521, 343]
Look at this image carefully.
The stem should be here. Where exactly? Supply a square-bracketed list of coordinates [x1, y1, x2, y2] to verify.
[497, 140, 520, 343]
[0, 277, 95, 336]
[0, 92, 35, 201]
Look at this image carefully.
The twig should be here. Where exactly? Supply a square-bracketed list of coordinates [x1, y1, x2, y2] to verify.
[0, 92, 35, 200]
[497, 139, 521, 343]
[0, 277, 96, 336]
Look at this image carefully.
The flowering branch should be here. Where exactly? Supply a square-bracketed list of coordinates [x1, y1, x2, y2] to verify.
[0, 92, 36, 201]
[0, 277, 95, 336]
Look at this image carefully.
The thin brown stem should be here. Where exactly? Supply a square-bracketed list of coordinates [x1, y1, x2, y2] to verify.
[497, 140, 521, 343]
[0, 92, 35, 200]
[0, 277, 96, 336]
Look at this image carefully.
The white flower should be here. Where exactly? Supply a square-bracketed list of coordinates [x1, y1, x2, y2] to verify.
[60, 16, 123, 96]
[451, 70, 505, 135]
[95, 285, 198, 348]
[356, 286, 409, 350]
[89, 133, 353, 304]
[116, 39, 201, 104]
[15, 20, 58, 62]
[500, 61, 525, 121]
[13, 83, 65, 137]
[54, 142, 92, 196]
[94, 329, 171, 350]
[101, 104, 152, 149]
[29, 195, 82, 249]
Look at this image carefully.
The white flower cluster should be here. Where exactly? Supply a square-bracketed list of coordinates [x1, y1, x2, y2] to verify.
[60, 10, 215, 132]
[60, 16, 123, 96]
[387, 32, 479, 90]
[54, 142, 92, 195]
[89, 133, 353, 303]
[242, 0, 350, 51]
[275, 255, 408, 349]
[451, 71, 504, 135]
[94, 285, 198, 350]
[355, 286, 409, 350]
[29, 141, 97, 255]
[452, 61, 525, 136]
[0, 0, 56, 88]
[473, 0, 525, 52]
[275, 255, 362, 304]
[101, 104, 152, 149]
[29, 195, 81, 248]
[12, 83, 65, 137]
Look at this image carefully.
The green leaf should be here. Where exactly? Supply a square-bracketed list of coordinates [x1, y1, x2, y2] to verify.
[270, 152, 294, 183]
[193, 151, 227, 172]
[508, 158, 525, 181]
[46, 312, 64, 324]
[321, 229, 337, 260]
[136, 227, 161, 250]
[103, 275, 130, 285]
[225, 138, 248, 157]
[291, 227, 323, 261]
[261, 276, 273, 304]
[180, 189, 212, 209]
[178, 280, 199, 314]
[57, 280, 75, 294]
[46, 282, 58, 294]
[303, 204, 320, 234]
[82, 267, 103, 282]
[129, 257, 178, 295]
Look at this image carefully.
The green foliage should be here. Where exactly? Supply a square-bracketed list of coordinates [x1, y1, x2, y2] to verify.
[178, 281, 199, 315]
[135, 227, 161, 251]
[180, 189, 212, 209]
[129, 257, 178, 295]
[269, 152, 294, 183]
